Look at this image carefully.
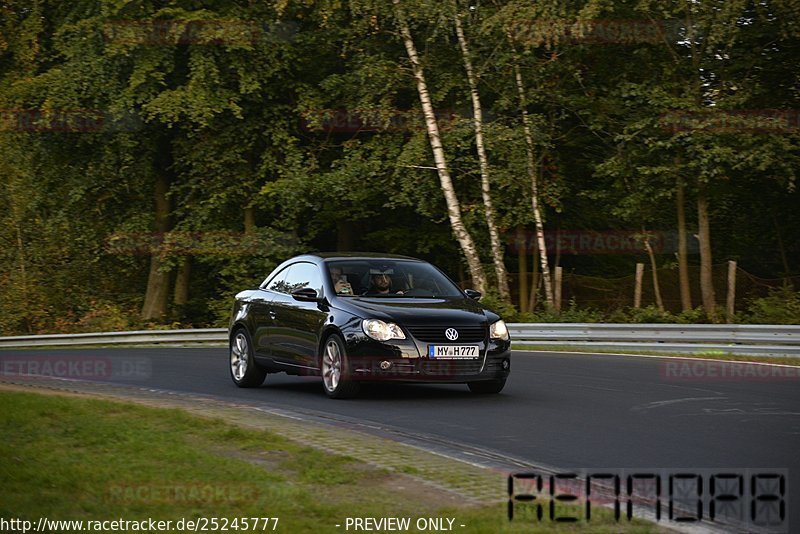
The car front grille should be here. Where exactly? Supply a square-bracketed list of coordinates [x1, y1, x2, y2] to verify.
[404, 324, 487, 343]
[421, 359, 484, 376]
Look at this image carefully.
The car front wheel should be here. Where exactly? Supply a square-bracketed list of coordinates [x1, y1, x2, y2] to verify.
[230, 328, 267, 388]
[321, 334, 360, 399]
[467, 378, 506, 394]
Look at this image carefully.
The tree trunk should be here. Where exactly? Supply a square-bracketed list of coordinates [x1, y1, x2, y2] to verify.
[697, 184, 716, 321]
[516, 226, 528, 312]
[726, 260, 736, 323]
[643, 234, 665, 311]
[141, 174, 171, 321]
[770, 210, 792, 286]
[394, 0, 487, 293]
[454, 8, 509, 301]
[506, 33, 553, 307]
[14, 222, 30, 332]
[553, 266, 563, 312]
[634, 263, 644, 308]
[528, 239, 539, 312]
[554, 225, 562, 277]
[173, 258, 191, 309]
[336, 220, 356, 252]
[676, 176, 692, 311]
[244, 206, 255, 234]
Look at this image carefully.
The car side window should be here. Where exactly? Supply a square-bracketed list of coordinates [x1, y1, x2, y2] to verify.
[265, 265, 292, 293]
[283, 262, 323, 295]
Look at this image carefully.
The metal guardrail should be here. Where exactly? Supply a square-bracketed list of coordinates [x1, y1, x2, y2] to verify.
[509, 323, 800, 357]
[0, 329, 227, 348]
[0, 324, 798, 357]
[508, 323, 800, 345]
[508, 323, 800, 357]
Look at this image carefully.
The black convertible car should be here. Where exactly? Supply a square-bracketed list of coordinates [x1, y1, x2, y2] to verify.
[228, 253, 511, 398]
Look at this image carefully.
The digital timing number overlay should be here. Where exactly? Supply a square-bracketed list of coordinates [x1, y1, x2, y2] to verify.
[508, 469, 788, 532]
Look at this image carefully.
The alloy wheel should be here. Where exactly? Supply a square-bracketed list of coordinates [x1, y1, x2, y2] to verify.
[231, 332, 249, 381]
[322, 339, 342, 392]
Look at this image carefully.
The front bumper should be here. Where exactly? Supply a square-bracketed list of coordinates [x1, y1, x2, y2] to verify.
[343, 332, 511, 383]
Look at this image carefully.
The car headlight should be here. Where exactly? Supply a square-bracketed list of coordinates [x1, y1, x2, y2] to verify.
[362, 319, 406, 341]
[489, 320, 509, 341]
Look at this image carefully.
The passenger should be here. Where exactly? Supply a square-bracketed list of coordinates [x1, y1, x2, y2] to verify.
[330, 266, 353, 295]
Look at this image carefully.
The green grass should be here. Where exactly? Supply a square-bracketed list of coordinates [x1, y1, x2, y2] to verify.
[514, 344, 800, 366]
[0, 389, 652, 532]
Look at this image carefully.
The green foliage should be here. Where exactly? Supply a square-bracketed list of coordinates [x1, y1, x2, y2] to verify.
[507, 299, 800, 325]
[606, 305, 709, 324]
[478, 291, 518, 321]
[1, 0, 799, 333]
[66, 301, 136, 334]
[499, 299, 605, 324]
[519, 300, 604, 324]
[743, 288, 800, 325]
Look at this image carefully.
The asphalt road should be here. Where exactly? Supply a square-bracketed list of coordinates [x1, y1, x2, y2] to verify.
[2, 348, 798, 529]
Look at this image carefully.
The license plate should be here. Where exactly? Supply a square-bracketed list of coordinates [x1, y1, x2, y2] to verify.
[428, 345, 480, 359]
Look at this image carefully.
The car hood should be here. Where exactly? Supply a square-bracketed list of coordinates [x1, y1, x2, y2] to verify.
[333, 296, 495, 325]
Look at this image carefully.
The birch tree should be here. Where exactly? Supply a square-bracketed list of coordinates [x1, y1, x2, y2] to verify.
[452, 3, 510, 300]
[392, 0, 488, 292]
[675, 172, 692, 311]
[509, 49, 554, 307]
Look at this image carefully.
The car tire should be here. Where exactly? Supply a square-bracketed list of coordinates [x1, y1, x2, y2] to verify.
[321, 334, 360, 399]
[229, 328, 267, 388]
[467, 378, 506, 394]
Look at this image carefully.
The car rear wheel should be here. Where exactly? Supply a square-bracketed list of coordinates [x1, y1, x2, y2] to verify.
[230, 328, 266, 388]
[321, 334, 360, 399]
[467, 378, 506, 394]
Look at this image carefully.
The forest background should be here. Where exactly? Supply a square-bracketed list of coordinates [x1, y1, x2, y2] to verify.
[1, 0, 799, 334]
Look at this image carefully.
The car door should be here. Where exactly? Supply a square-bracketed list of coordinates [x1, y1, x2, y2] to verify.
[268, 262, 327, 370]
[250, 289, 275, 360]
[252, 265, 291, 360]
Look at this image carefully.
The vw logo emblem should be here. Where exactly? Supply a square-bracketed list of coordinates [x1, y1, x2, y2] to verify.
[445, 328, 459, 341]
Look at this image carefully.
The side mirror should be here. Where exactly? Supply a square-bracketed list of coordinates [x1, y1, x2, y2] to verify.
[291, 287, 321, 302]
[464, 289, 482, 300]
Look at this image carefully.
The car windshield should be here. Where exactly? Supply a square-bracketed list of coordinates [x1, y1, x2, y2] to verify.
[326, 260, 463, 298]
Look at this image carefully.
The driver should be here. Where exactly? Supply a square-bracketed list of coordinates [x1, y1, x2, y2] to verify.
[365, 266, 403, 295]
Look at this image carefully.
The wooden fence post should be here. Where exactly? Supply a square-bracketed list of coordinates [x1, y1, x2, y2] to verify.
[554, 266, 563, 312]
[727, 260, 737, 323]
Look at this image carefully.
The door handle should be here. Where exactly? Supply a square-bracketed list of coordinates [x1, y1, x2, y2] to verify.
[269, 311, 277, 320]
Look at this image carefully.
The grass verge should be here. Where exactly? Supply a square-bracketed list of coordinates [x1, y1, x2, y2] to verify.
[514, 344, 800, 366]
[0, 388, 652, 533]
